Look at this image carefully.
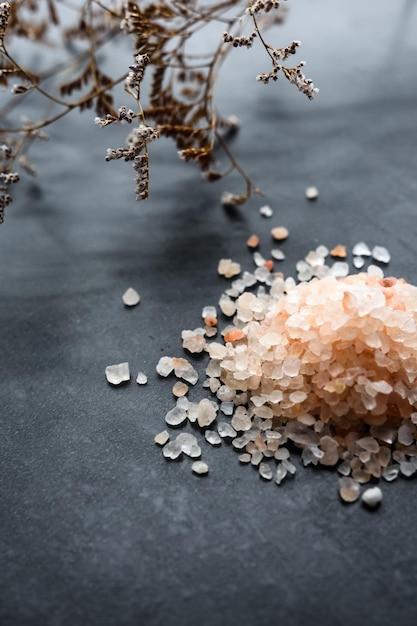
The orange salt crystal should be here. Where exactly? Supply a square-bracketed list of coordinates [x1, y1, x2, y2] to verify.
[271, 226, 289, 241]
[223, 328, 245, 343]
[330, 244, 347, 258]
[263, 260, 274, 272]
[247, 234, 260, 249]
[204, 315, 217, 327]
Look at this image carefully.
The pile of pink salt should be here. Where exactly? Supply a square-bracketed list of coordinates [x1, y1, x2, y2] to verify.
[214, 273, 417, 428]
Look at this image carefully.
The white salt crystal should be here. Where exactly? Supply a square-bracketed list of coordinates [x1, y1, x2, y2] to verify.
[259, 204, 273, 217]
[156, 356, 174, 377]
[275, 464, 287, 485]
[259, 462, 273, 480]
[122, 287, 140, 306]
[220, 401, 234, 416]
[218, 258, 241, 278]
[271, 248, 285, 261]
[231, 411, 252, 432]
[372, 245, 391, 264]
[172, 357, 198, 385]
[306, 250, 325, 267]
[330, 261, 349, 277]
[352, 242, 371, 256]
[197, 398, 218, 427]
[165, 406, 187, 427]
[219, 294, 237, 317]
[176, 433, 201, 458]
[205, 430, 222, 446]
[361, 486, 383, 508]
[316, 245, 329, 257]
[274, 448, 290, 461]
[353, 256, 365, 269]
[382, 465, 399, 481]
[250, 450, 263, 466]
[239, 453, 251, 463]
[154, 430, 170, 446]
[192, 460, 209, 475]
[253, 251, 265, 267]
[398, 424, 414, 446]
[136, 371, 148, 385]
[181, 329, 206, 353]
[202, 305, 217, 320]
[218, 422, 237, 439]
[367, 264, 384, 278]
[305, 186, 319, 200]
[162, 439, 183, 460]
[105, 362, 130, 385]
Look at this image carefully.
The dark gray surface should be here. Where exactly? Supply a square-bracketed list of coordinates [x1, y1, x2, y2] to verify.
[1, 2, 417, 625]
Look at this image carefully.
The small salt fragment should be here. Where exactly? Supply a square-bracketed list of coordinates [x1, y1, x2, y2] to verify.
[275, 464, 287, 485]
[306, 250, 325, 267]
[172, 381, 189, 397]
[231, 411, 252, 432]
[202, 305, 217, 321]
[259, 204, 273, 218]
[239, 453, 251, 463]
[353, 256, 365, 269]
[218, 258, 241, 279]
[172, 357, 198, 385]
[282, 459, 296, 475]
[219, 293, 237, 317]
[372, 245, 391, 264]
[176, 397, 189, 410]
[154, 430, 170, 446]
[339, 477, 360, 503]
[176, 433, 201, 458]
[330, 245, 347, 258]
[192, 460, 209, 475]
[271, 248, 285, 261]
[232, 434, 251, 449]
[330, 261, 349, 277]
[357, 436, 380, 454]
[187, 402, 199, 423]
[197, 398, 218, 428]
[400, 461, 416, 477]
[105, 362, 130, 385]
[370, 425, 397, 445]
[136, 371, 148, 385]
[398, 424, 414, 446]
[122, 287, 140, 307]
[367, 264, 384, 278]
[247, 234, 260, 249]
[181, 329, 206, 353]
[156, 356, 174, 377]
[316, 245, 329, 257]
[162, 439, 183, 460]
[274, 447, 289, 461]
[253, 251, 265, 267]
[220, 401, 234, 416]
[250, 450, 263, 466]
[305, 186, 319, 201]
[165, 406, 187, 427]
[271, 226, 289, 241]
[205, 430, 222, 446]
[361, 486, 383, 508]
[382, 465, 399, 481]
[352, 242, 371, 256]
[259, 462, 273, 480]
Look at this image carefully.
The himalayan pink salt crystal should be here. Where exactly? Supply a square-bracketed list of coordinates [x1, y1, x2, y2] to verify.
[339, 477, 360, 503]
[105, 362, 130, 385]
[172, 381, 189, 397]
[271, 226, 289, 241]
[247, 234, 260, 249]
[172, 357, 198, 385]
[197, 398, 218, 427]
[181, 329, 206, 353]
[218, 258, 241, 279]
[154, 430, 170, 446]
[156, 356, 174, 377]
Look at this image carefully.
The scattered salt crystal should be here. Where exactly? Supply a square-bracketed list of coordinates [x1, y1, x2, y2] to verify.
[192, 460, 209, 475]
[218, 258, 241, 278]
[105, 362, 130, 385]
[202, 305, 217, 321]
[239, 453, 251, 463]
[172, 381, 189, 397]
[353, 256, 365, 269]
[367, 264, 384, 278]
[274, 448, 289, 461]
[282, 459, 296, 475]
[205, 430, 222, 446]
[156, 356, 174, 377]
[250, 450, 263, 466]
[306, 250, 325, 267]
[372, 245, 391, 264]
[305, 186, 319, 200]
[356, 436, 380, 454]
[219, 293, 237, 316]
[275, 464, 287, 485]
[172, 357, 198, 384]
[176, 433, 201, 458]
[259, 462, 273, 480]
[162, 439, 183, 460]
[259, 204, 273, 217]
[330, 261, 349, 277]
[352, 242, 371, 256]
[382, 465, 399, 481]
[165, 406, 187, 427]
[316, 245, 329, 257]
[339, 477, 360, 503]
[361, 486, 383, 508]
[271, 226, 289, 241]
[187, 402, 199, 423]
[247, 234, 260, 249]
[271, 248, 285, 261]
[231, 410, 252, 432]
[220, 401, 234, 416]
[136, 371, 148, 385]
[122, 287, 140, 307]
[253, 251, 265, 267]
[176, 397, 189, 410]
[197, 398, 218, 427]
[398, 424, 414, 446]
[400, 461, 416, 477]
[154, 430, 170, 446]
[181, 329, 206, 353]
[330, 245, 347, 258]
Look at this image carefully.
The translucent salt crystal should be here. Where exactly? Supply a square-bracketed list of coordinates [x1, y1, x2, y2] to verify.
[205, 430, 222, 446]
[298, 267, 313, 282]
[136, 371, 148, 385]
[172, 357, 198, 384]
[162, 439, 183, 460]
[397, 424, 414, 446]
[352, 469, 371, 484]
[259, 462, 273, 480]
[271, 248, 285, 261]
[370, 425, 397, 445]
[239, 453, 251, 463]
[206, 359, 221, 378]
[372, 245, 391, 264]
[285, 421, 319, 447]
[219, 294, 237, 317]
[361, 486, 383, 508]
[205, 325, 218, 338]
[202, 305, 217, 320]
[181, 329, 206, 353]
[197, 398, 218, 428]
[411, 412, 417, 426]
[352, 242, 371, 256]
[271, 226, 289, 241]
[192, 461, 209, 475]
[382, 465, 399, 481]
[242, 271, 258, 287]
[154, 430, 169, 446]
[218, 258, 241, 278]
[217, 385, 235, 402]
[289, 391, 307, 404]
[220, 401, 234, 416]
[165, 406, 187, 427]
[156, 356, 174, 377]
[400, 461, 416, 477]
[301, 447, 318, 466]
[274, 447, 289, 461]
[306, 250, 325, 267]
[337, 459, 351, 476]
[232, 434, 251, 449]
[176, 433, 201, 458]
[353, 256, 365, 269]
[275, 464, 287, 485]
[356, 436, 380, 454]
[330, 261, 349, 277]
[231, 411, 252, 432]
[105, 362, 130, 385]
[176, 397, 189, 410]
[250, 450, 263, 466]
[259, 204, 273, 217]
[282, 459, 296, 474]
[367, 264, 384, 278]
[122, 287, 140, 306]
[305, 186, 319, 200]
[253, 251, 265, 267]
[187, 402, 199, 423]
[282, 356, 301, 377]
[339, 477, 360, 503]
[172, 381, 189, 397]
[316, 245, 329, 257]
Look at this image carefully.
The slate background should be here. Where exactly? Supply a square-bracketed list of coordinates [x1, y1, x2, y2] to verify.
[1, 2, 417, 625]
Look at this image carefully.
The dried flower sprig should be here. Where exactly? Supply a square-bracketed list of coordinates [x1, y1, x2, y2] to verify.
[0, 0, 317, 222]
